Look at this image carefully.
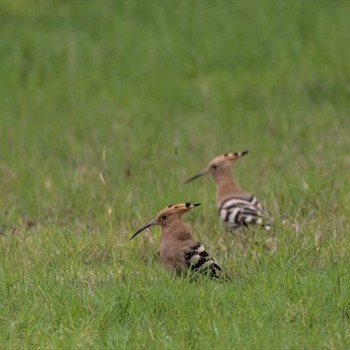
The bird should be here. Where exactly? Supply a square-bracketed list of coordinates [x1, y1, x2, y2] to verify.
[130, 202, 228, 279]
[183, 151, 272, 231]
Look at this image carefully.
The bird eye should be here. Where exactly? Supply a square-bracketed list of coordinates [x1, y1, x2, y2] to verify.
[211, 164, 217, 169]
[161, 215, 167, 220]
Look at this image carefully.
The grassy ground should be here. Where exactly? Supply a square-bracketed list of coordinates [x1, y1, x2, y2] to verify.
[1, 1, 350, 349]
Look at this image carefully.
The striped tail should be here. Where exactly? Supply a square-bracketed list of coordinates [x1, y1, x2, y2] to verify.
[219, 195, 272, 231]
[184, 242, 230, 280]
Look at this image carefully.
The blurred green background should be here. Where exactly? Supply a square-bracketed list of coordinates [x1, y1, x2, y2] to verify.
[1, 1, 349, 226]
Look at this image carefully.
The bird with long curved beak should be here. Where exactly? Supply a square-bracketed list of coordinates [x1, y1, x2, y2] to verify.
[131, 202, 228, 279]
[183, 151, 272, 231]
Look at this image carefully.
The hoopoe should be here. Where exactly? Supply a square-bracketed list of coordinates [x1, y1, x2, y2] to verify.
[183, 151, 272, 231]
[130, 202, 227, 279]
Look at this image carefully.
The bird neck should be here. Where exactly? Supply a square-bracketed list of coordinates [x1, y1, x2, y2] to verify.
[161, 220, 192, 241]
[215, 172, 244, 206]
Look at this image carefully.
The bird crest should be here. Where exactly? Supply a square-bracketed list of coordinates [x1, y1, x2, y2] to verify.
[130, 202, 201, 240]
[209, 150, 249, 166]
[160, 202, 201, 217]
[183, 151, 248, 185]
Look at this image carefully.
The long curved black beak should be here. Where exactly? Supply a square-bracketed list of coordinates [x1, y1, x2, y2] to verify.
[182, 168, 209, 185]
[130, 218, 158, 240]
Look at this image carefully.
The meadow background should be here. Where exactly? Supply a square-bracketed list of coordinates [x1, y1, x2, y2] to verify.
[1, 1, 350, 349]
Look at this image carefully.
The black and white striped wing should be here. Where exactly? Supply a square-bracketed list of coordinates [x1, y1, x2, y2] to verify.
[184, 241, 224, 279]
[219, 196, 272, 230]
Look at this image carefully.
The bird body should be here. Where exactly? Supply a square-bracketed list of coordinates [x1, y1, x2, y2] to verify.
[131, 202, 226, 279]
[184, 151, 272, 231]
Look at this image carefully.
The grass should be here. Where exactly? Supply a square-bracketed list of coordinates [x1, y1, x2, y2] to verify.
[0, 0, 350, 348]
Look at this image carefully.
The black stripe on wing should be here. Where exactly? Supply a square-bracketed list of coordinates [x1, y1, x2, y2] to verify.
[220, 196, 255, 209]
[184, 242, 224, 278]
[219, 195, 272, 230]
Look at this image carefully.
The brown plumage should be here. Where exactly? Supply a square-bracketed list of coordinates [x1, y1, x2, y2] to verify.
[130, 202, 228, 279]
[183, 151, 272, 231]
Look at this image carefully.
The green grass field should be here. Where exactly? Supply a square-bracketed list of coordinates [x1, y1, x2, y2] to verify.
[1, 1, 350, 349]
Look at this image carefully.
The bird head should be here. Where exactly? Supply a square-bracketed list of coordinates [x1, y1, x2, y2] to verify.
[183, 151, 248, 184]
[130, 202, 201, 240]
